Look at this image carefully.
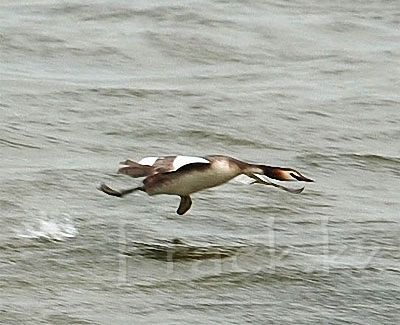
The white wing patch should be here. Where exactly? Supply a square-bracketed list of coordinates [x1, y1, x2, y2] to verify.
[138, 156, 159, 166]
[172, 156, 209, 171]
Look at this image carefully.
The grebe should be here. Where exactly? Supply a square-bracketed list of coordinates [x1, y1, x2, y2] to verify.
[99, 155, 313, 215]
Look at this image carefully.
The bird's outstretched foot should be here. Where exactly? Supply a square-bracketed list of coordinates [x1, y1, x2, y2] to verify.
[98, 183, 123, 197]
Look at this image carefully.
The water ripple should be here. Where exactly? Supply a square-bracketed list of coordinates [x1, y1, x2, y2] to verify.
[0, 138, 41, 149]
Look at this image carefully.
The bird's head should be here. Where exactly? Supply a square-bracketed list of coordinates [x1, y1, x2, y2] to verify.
[261, 166, 314, 182]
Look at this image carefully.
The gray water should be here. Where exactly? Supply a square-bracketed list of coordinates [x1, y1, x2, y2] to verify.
[1, 0, 399, 324]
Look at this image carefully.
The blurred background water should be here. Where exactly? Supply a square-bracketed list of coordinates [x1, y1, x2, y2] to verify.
[1, 0, 399, 324]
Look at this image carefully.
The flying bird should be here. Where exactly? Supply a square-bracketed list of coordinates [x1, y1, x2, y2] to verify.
[99, 155, 313, 215]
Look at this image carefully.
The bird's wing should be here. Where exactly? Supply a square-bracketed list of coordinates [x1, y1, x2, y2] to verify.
[118, 155, 210, 177]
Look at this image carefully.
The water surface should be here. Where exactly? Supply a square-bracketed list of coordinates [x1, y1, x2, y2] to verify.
[1, 0, 399, 324]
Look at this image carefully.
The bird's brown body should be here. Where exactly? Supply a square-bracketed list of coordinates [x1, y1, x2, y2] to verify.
[99, 155, 313, 214]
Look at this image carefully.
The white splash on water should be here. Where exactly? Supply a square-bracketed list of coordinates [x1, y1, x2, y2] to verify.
[18, 212, 77, 241]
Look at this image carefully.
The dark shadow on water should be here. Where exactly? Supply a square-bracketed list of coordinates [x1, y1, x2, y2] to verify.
[123, 238, 246, 261]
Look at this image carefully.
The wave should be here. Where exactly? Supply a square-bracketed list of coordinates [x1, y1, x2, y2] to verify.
[299, 152, 400, 171]
[0, 138, 41, 149]
[341, 153, 400, 166]
[180, 130, 266, 149]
